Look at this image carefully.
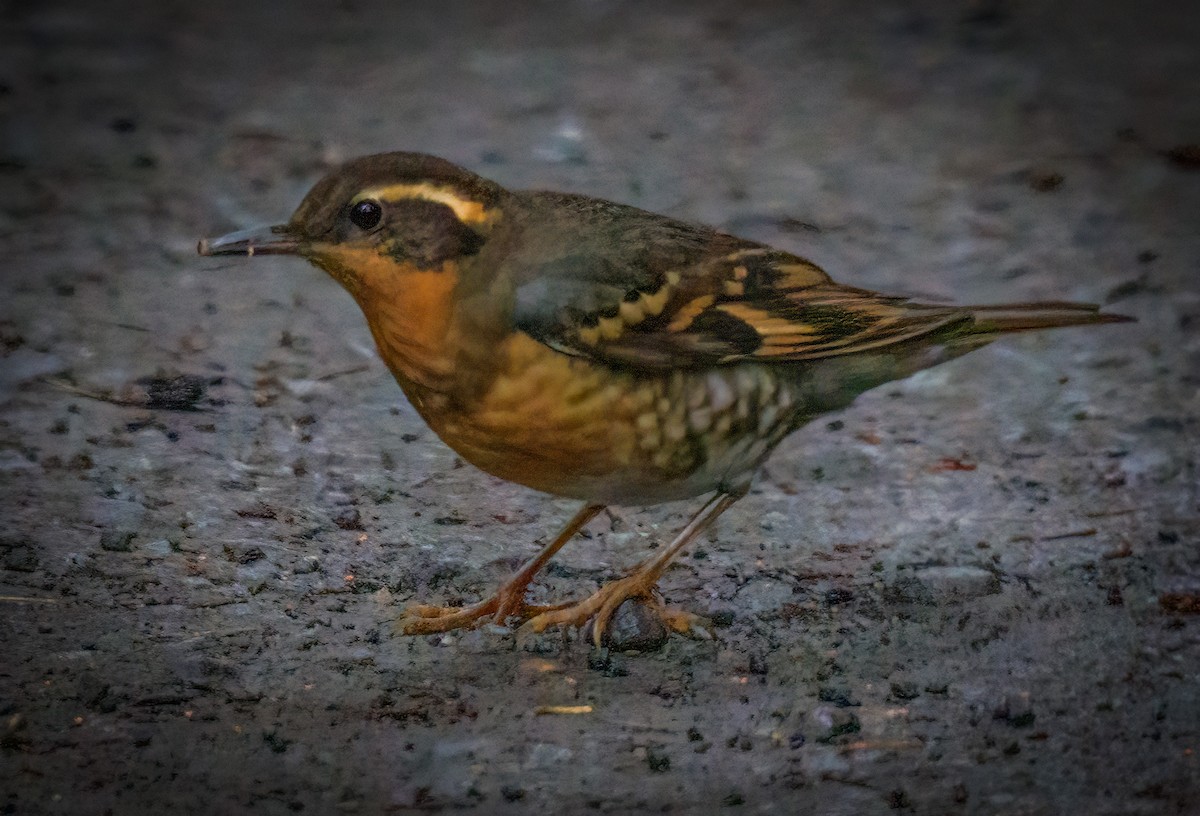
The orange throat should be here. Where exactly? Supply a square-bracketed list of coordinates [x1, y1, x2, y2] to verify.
[315, 246, 463, 395]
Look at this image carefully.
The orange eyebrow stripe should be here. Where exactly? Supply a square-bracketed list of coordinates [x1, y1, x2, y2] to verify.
[353, 183, 495, 224]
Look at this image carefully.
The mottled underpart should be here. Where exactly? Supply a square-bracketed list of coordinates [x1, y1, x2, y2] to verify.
[631, 364, 802, 492]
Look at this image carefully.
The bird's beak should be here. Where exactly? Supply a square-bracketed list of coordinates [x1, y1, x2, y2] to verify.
[197, 224, 300, 257]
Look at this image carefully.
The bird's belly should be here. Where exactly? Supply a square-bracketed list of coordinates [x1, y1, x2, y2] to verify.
[418, 334, 802, 505]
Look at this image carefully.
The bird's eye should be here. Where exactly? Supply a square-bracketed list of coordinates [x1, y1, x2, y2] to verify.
[349, 199, 383, 230]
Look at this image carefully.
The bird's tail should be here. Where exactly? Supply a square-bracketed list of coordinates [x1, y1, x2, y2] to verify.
[946, 301, 1134, 349]
[796, 299, 1132, 415]
[968, 301, 1134, 333]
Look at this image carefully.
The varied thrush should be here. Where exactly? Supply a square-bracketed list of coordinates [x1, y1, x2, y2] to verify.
[199, 152, 1131, 647]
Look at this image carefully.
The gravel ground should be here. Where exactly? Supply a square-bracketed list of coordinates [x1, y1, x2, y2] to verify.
[1, 1, 1197, 814]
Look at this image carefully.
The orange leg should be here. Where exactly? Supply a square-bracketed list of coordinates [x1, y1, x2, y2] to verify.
[523, 485, 749, 648]
[398, 503, 603, 635]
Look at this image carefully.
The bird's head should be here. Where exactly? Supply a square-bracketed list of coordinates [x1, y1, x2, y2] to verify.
[198, 152, 507, 297]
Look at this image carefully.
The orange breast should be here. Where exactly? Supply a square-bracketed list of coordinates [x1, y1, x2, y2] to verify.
[339, 249, 462, 392]
[340, 253, 781, 503]
[423, 333, 648, 496]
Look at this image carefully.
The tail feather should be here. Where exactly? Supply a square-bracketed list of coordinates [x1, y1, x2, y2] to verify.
[936, 301, 1134, 352]
[801, 299, 1132, 408]
[964, 301, 1134, 334]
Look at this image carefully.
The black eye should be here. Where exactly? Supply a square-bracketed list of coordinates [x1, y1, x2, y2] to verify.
[349, 199, 382, 230]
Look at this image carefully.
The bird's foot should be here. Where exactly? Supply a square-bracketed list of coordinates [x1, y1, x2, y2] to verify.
[397, 582, 566, 636]
[397, 504, 608, 637]
[520, 572, 710, 648]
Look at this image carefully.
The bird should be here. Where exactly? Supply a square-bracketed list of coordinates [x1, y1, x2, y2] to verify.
[198, 151, 1131, 648]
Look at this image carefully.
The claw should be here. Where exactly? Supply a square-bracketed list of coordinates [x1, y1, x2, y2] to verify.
[520, 574, 707, 649]
[396, 598, 501, 635]
[395, 588, 588, 636]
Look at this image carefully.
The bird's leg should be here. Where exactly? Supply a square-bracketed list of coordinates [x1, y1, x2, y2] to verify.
[398, 503, 604, 635]
[523, 483, 749, 648]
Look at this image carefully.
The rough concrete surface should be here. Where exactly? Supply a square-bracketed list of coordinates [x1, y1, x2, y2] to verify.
[1, 1, 1198, 814]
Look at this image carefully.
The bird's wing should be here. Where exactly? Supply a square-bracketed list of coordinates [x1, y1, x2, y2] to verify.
[512, 201, 968, 369]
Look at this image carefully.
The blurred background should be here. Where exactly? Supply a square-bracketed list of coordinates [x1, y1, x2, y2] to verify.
[1, 1, 1197, 813]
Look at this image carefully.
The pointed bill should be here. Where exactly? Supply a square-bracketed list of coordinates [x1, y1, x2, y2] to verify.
[197, 224, 299, 257]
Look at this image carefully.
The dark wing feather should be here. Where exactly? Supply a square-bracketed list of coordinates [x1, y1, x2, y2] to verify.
[509, 194, 969, 369]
